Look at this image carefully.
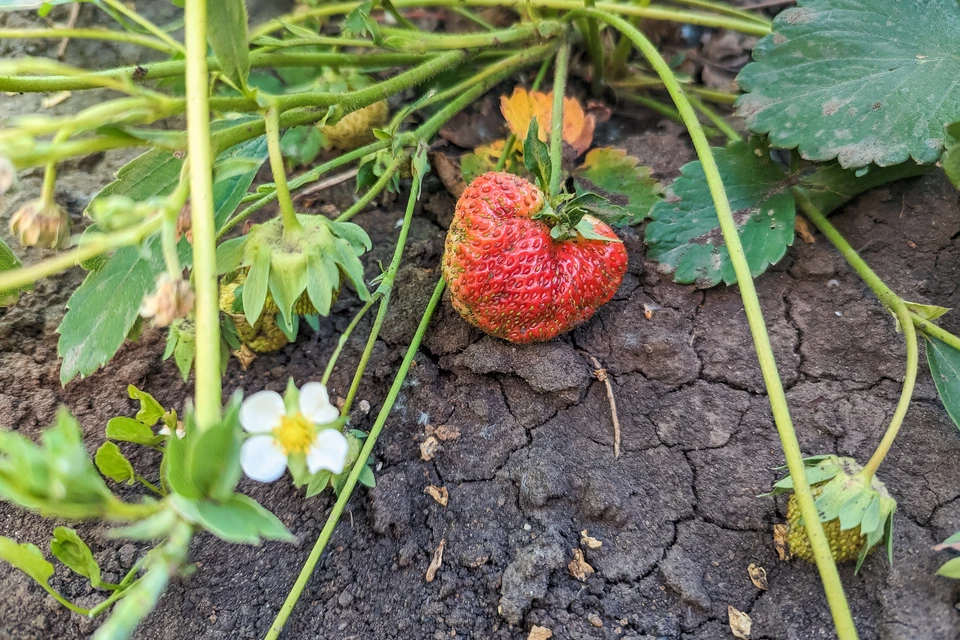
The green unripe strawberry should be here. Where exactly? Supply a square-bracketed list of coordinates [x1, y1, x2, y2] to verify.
[787, 483, 867, 563]
[769, 455, 896, 571]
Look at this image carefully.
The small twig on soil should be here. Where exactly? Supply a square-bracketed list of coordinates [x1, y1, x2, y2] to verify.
[56, 3, 82, 60]
[588, 355, 621, 458]
[745, 0, 796, 9]
[292, 167, 360, 201]
[426, 539, 445, 582]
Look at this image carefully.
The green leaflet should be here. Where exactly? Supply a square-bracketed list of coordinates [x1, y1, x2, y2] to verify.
[206, 0, 251, 91]
[0, 234, 28, 306]
[647, 137, 930, 287]
[95, 442, 136, 485]
[573, 147, 662, 224]
[57, 137, 267, 384]
[926, 337, 960, 432]
[736, 0, 960, 168]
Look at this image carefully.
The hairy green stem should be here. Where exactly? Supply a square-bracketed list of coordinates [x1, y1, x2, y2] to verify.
[620, 92, 721, 139]
[100, 0, 186, 54]
[184, 0, 220, 428]
[687, 92, 740, 142]
[265, 279, 445, 640]
[321, 296, 380, 386]
[161, 216, 182, 280]
[586, 10, 857, 639]
[263, 107, 302, 232]
[135, 474, 165, 497]
[578, 0, 603, 95]
[670, 0, 771, 25]
[87, 579, 139, 617]
[0, 28, 174, 53]
[251, 0, 771, 40]
[548, 42, 570, 198]
[911, 315, 960, 351]
[335, 154, 406, 224]
[795, 196, 918, 481]
[380, 22, 547, 51]
[0, 52, 434, 93]
[219, 140, 390, 239]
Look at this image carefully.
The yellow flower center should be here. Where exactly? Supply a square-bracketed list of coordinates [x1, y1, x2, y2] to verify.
[273, 412, 315, 455]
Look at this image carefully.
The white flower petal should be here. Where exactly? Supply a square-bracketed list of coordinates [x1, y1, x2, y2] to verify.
[299, 382, 340, 425]
[306, 429, 349, 475]
[239, 390, 285, 434]
[240, 435, 288, 482]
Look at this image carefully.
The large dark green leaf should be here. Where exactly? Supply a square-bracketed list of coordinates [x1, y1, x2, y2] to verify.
[736, 0, 960, 169]
[206, 0, 251, 90]
[647, 138, 930, 287]
[926, 337, 960, 431]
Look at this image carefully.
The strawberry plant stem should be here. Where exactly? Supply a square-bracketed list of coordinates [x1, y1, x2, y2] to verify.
[578, 0, 604, 95]
[321, 296, 379, 386]
[585, 10, 858, 640]
[219, 140, 390, 239]
[686, 92, 741, 142]
[911, 315, 960, 352]
[269, 281, 446, 640]
[0, 27, 175, 53]
[548, 41, 570, 198]
[100, 0, 186, 55]
[183, 0, 221, 428]
[795, 196, 918, 482]
[263, 107, 303, 233]
[621, 92, 723, 138]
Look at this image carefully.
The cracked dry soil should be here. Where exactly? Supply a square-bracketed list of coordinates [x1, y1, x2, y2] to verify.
[4, 9, 960, 640]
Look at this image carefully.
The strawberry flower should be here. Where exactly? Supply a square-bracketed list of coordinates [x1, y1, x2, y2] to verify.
[239, 382, 347, 483]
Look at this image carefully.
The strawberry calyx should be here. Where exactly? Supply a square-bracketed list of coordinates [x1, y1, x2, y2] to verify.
[533, 191, 627, 242]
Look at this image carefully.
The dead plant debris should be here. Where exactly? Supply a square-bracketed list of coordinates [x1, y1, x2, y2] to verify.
[425, 539, 446, 583]
[568, 548, 595, 581]
[728, 605, 752, 639]
[580, 530, 603, 549]
[424, 485, 449, 506]
[747, 563, 768, 590]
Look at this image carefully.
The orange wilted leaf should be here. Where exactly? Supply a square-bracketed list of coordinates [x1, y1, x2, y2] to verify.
[499, 87, 595, 157]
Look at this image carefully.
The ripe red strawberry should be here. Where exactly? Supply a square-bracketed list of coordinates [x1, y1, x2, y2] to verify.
[442, 172, 627, 343]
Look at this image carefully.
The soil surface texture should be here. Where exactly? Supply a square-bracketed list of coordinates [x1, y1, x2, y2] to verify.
[2, 5, 960, 640]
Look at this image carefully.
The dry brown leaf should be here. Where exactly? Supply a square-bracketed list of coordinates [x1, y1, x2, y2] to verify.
[795, 216, 816, 244]
[728, 605, 752, 639]
[587, 613, 603, 628]
[426, 539, 446, 583]
[430, 152, 466, 198]
[528, 625, 553, 640]
[773, 524, 791, 561]
[747, 563, 768, 590]
[499, 87, 595, 156]
[568, 548, 595, 581]
[419, 436, 439, 461]
[580, 530, 603, 549]
[432, 425, 461, 441]
[233, 345, 256, 370]
[425, 485, 449, 506]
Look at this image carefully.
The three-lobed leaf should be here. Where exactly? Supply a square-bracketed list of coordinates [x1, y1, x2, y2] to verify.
[736, 0, 960, 169]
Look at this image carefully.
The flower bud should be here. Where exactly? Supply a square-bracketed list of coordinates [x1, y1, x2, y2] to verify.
[9, 198, 71, 249]
[140, 273, 195, 327]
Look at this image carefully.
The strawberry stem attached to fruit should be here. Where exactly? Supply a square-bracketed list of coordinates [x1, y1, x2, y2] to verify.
[264, 106, 304, 234]
[579, 9, 859, 640]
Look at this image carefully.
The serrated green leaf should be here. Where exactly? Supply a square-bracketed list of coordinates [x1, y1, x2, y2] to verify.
[0, 537, 54, 588]
[736, 0, 960, 169]
[794, 160, 931, 215]
[926, 337, 960, 432]
[50, 527, 102, 587]
[106, 417, 165, 447]
[95, 442, 135, 485]
[646, 138, 795, 287]
[173, 337, 195, 382]
[127, 385, 164, 426]
[574, 147, 662, 224]
[185, 397, 242, 500]
[305, 470, 331, 498]
[0, 234, 28, 306]
[523, 119, 552, 191]
[163, 411, 198, 499]
[57, 245, 158, 385]
[206, 0, 250, 90]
